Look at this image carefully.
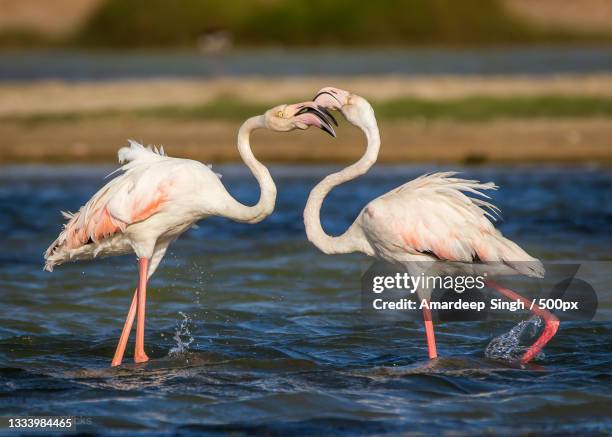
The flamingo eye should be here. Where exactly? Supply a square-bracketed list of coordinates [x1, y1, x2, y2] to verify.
[277, 110, 284, 118]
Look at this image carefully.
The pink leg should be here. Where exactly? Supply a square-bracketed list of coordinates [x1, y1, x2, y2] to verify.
[134, 257, 150, 364]
[487, 280, 559, 364]
[422, 303, 438, 359]
[110, 288, 137, 367]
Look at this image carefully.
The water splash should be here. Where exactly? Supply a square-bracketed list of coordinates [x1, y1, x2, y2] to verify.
[168, 312, 194, 357]
[485, 316, 545, 362]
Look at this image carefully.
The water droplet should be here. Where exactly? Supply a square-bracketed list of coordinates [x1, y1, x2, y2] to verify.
[168, 311, 194, 357]
[485, 316, 545, 362]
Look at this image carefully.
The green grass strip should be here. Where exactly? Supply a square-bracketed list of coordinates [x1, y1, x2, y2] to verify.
[6, 96, 612, 124]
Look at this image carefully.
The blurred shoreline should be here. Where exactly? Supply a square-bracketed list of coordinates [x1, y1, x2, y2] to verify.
[5, 74, 612, 117]
[2, 74, 612, 165]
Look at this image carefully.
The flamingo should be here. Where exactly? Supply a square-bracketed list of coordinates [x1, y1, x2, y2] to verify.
[306, 87, 559, 364]
[44, 102, 337, 367]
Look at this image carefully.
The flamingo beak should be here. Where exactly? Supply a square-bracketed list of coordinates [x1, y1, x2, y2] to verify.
[316, 105, 338, 126]
[313, 90, 343, 107]
[294, 105, 338, 137]
[313, 87, 351, 111]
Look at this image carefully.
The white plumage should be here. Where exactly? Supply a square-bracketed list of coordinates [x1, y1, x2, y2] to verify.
[44, 140, 226, 272]
[359, 171, 544, 278]
[43, 101, 338, 367]
[308, 87, 556, 364]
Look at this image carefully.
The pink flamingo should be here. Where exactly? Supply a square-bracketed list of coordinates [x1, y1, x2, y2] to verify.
[307, 87, 559, 364]
[44, 102, 337, 367]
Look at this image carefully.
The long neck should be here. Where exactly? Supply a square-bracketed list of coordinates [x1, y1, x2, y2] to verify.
[303, 121, 380, 255]
[224, 115, 277, 223]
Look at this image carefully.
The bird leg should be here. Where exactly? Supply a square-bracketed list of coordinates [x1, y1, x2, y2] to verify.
[110, 288, 137, 367]
[134, 257, 150, 364]
[487, 280, 559, 364]
[422, 302, 438, 359]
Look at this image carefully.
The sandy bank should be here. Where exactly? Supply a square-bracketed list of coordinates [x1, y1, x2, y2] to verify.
[1, 117, 609, 165]
[3, 74, 612, 117]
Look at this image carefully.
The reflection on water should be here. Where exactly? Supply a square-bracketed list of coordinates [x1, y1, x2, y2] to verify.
[0, 164, 610, 434]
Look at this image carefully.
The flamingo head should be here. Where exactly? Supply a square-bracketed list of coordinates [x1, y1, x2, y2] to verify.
[313, 87, 374, 127]
[264, 102, 337, 137]
[313, 87, 352, 110]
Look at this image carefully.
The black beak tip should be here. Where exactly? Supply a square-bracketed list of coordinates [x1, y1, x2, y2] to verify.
[302, 106, 336, 138]
[317, 105, 338, 126]
[321, 124, 336, 138]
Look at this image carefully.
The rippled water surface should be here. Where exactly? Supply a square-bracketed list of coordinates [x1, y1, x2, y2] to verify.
[0, 164, 611, 435]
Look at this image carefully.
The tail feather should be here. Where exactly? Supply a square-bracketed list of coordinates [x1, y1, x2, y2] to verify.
[426, 172, 542, 276]
[407, 172, 501, 221]
[493, 235, 544, 278]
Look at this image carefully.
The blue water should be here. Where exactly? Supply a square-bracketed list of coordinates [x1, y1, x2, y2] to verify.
[1, 47, 612, 81]
[0, 164, 611, 435]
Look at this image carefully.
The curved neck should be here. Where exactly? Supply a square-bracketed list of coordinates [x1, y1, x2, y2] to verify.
[225, 115, 277, 223]
[304, 121, 380, 255]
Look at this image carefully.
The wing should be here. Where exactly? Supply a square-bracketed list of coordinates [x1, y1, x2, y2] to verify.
[361, 172, 543, 276]
[45, 141, 178, 256]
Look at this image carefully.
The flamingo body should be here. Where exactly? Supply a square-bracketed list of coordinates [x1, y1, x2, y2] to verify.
[308, 87, 557, 363]
[44, 102, 338, 366]
[357, 172, 544, 278]
[45, 141, 225, 272]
